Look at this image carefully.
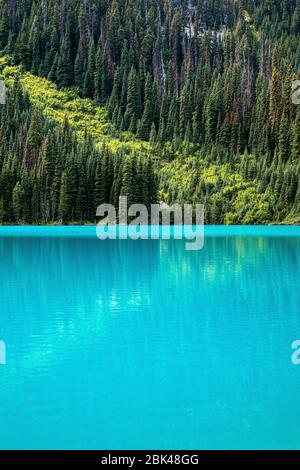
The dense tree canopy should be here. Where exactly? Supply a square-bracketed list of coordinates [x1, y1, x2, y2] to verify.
[0, 0, 300, 224]
[0, 79, 157, 223]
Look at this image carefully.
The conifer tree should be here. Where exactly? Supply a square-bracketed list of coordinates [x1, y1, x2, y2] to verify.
[83, 38, 96, 98]
[57, 22, 73, 88]
[291, 109, 300, 162]
[12, 182, 24, 222]
[124, 67, 141, 133]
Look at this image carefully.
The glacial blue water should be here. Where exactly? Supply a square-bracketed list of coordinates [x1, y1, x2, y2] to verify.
[0, 227, 299, 450]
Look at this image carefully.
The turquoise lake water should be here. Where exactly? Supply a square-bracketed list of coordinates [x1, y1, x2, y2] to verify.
[0, 227, 300, 450]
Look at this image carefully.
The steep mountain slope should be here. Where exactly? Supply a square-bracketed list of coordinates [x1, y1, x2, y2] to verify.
[0, 57, 149, 153]
[0, 57, 157, 224]
[0, 0, 300, 224]
[1, 55, 276, 225]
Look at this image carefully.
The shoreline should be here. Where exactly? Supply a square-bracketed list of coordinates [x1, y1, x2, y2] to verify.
[1, 225, 300, 238]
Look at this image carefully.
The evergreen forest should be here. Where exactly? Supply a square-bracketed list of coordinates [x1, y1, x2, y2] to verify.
[1, 0, 300, 224]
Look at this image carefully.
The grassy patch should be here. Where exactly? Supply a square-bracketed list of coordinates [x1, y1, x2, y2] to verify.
[0, 56, 150, 154]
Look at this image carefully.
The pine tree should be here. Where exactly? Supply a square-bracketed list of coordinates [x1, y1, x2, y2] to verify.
[122, 155, 136, 208]
[291, 109, 300, 162]
[0, 0, 9, 50]
[58, 171, 70, 223]
[269, 68, 282, 133]
[83, 37, 96, 98]
[57, 21, 73, 88]
[138, 100, 152, 140]
[124, 67, 141, 133]
[94, 44, 107, 104]
[0, 196, 5, 223]
[26, 108, 44, 166]
[292, 0, 300, 33]
[94, 153, 106, 209]
[12, 182, 24, 222]
[278, 112, 290, 162]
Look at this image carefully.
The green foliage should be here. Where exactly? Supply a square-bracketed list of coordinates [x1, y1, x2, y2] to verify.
[0, 58, 150, 154]
[159, 154, 271, 225]
[1, 0, 300, 225]
[0, 75, 157, 224]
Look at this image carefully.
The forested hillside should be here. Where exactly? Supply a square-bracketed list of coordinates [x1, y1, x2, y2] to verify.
[0, 62, 157, 224]
[1, 0, 300, 224]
